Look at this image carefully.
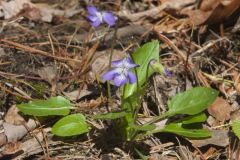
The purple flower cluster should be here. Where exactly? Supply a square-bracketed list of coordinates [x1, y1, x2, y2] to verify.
[102, 55, 139, 87]
[87, 6, 117, 27]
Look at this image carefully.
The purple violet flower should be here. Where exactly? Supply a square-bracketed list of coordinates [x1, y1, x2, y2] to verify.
[87, 6, 117, 27]
[102, 55, 139, 87]
[164, 68, 173, 78]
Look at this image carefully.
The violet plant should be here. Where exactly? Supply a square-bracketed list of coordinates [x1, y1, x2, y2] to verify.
[95, 41, 218, 141]
[15, 41, 219, 141]
[15, 6, 223, 141]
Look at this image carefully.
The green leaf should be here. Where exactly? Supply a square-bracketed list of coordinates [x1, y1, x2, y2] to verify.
[123, 41, 160, 99]
[167, 87, 218, 116]
[17, 96, 71, 116]
[232, 120, 240, 139]
[162, 123, 211, 138]
[52, 114, 89, 137]
[181, 113, 207, 124]
[93, 110, 128, 120]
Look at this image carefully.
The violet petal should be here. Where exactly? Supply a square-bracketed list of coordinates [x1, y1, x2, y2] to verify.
[91, 18, 102, 27]
[87, 6, 98, 15]
[102, 69, 118, 81]
[164, 68, 173, 77]
[127, 71, 137, 84]
[114, 74, 128, 86]
[87, 15, 98, 22]
[103, 12, 116, 26]
[126, 63, 139, 69]
[112, 59, 123, 68]
[125, 56, 139, 68]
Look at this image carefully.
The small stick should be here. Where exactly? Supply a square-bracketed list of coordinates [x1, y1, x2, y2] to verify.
[1, 39, 82, 63]
[0, 83, 31, 100]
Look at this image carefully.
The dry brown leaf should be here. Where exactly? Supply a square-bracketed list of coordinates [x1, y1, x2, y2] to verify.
[35, 3, 81, 22]
[139, 118, 168, 130]
[208, 97, 231, 122]
[88, 96, 107, 108]
[0, 0, 81, 22]
[0, 0, 32, 19]
[232, 16, 240, 32]
[38, 66, 58, 94]
[4, 105, 25, 125]
[63, 89, 92, 101]
[38, 66, 57, 85]
[2, 141, 22, 156]
[159, 0, 168, 3]
[186, 0, 240, 25]
[231, 109, 240, 121]
[91, 49, 124, 81]
[235, 83, 240, 94]
[14, 128, 50, 159]
[119, 0, 195, 22]
[232, 70, 240, 94]
[0, 133, 7, 146]
[200, 0, 220, 11]
[22, 3, 42, 21]
[3, 119, 37, 143]
[203, 147, 218, 159]
[190, 130, 229, 147]
[0, 48, 6, 57]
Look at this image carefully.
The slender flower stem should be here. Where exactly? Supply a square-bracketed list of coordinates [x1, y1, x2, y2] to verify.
[107, 26, 117, 101]
[132, 58, 141, 120]
[122, 84, 126, 100]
